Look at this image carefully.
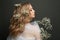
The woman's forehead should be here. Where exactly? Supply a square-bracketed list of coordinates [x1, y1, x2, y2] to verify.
[22, 4, 32, 9]
[29, 5, 32, 8]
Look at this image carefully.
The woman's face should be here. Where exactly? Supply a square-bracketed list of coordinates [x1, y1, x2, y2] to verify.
[18, 4, 35, 23]
[28, 5, 35, 18]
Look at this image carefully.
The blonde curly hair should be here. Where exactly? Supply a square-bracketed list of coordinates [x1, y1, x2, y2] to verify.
[9, 2, 32, 37]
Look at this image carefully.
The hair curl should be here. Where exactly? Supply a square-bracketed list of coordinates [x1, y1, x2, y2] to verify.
[9, 2, 31, 37]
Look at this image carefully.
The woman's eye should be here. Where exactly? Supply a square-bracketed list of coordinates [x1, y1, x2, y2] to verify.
[30, 9, 32, 11]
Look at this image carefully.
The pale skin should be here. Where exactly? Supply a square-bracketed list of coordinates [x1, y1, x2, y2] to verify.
[20, 4, 42, 40]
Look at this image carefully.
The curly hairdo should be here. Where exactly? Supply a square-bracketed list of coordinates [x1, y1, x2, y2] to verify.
[9, 2, 31, 37]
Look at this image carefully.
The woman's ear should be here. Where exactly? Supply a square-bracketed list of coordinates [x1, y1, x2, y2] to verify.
[22, 12, 29, 17]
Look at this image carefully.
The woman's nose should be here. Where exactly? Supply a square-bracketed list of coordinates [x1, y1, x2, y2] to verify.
[33, 9, 35, 13]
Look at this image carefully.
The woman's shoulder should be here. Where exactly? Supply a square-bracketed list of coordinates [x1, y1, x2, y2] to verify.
[7, 34, 21, 40]
[31, 21, 39, 27]
[25, 21, 41, 32]
[31, 21, 41, 32]
[7, 35, 15, 40]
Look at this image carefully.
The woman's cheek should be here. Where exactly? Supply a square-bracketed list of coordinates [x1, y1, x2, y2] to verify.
[30, 12, 35, 18]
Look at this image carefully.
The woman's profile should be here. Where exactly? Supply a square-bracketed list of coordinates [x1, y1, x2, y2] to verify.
[7, 2, 42, 40]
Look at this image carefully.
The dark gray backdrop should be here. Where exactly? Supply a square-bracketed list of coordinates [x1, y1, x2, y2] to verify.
[0, 0, 60, 40]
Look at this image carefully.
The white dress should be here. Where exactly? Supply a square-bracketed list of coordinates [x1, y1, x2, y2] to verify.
[7, 21, 41, 40]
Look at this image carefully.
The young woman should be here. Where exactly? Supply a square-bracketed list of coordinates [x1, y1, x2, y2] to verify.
[7, 2, 42, 40]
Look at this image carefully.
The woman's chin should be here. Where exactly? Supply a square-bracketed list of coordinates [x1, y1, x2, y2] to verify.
[32, 16, 35, 18]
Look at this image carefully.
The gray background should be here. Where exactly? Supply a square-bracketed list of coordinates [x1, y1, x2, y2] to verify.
[0, 0, 60, 40]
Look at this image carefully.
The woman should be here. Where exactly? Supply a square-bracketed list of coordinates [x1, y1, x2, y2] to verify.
[7, 2, 42, 40]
